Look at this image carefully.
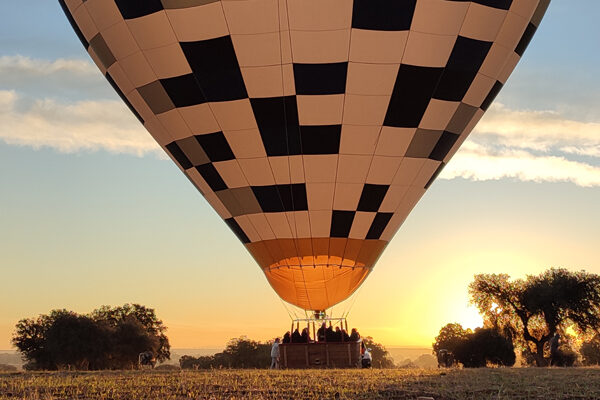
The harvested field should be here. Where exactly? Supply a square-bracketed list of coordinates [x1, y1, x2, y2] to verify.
[1, 368, 600, 399]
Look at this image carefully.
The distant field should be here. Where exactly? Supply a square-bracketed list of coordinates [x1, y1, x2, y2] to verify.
[2, 368, 600, 399]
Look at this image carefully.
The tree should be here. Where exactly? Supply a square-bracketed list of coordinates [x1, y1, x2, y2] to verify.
[434, 324, 515, 368]
[12, 309, 108, 370]
[362, 337, 395, 368]
[12, 312, 56, 370]
[91, 304, 170, 363]
[413, 354, 437, 369]
[454, 328, 515, 368]
[110, 316, 160, 369]
[12, 304, 170, 370]
[179, 337, 271, 369]
[433, 323, 471, 355]
[44, 312, 111, 370]
[180, 354, 224, 369]
[469, 268, 600, 366]
[397, 358, 417, 368]
[219, 336, 271, 368]
[552, 348, 578, 367]
[580, 334, 600, 366]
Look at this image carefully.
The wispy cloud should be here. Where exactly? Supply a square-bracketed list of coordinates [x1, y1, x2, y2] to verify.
[560, 146, 600, 158]
[0, 55, 112, 101]
[0, 55, 97, 76]
[0, 90, 159, 156]
[474, 103, 600, 153]
[441, 103, 600, 187]
[442, 142, 600, 187]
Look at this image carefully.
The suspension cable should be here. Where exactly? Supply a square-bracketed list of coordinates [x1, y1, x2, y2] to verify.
[278, 296, 295, 322]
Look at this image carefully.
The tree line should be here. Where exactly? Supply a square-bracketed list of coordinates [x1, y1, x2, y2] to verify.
[179, 336, 395, 369]
[434, 268, 600, 367]
[12, 304, 170, 370]
[12, 306, 395, 370]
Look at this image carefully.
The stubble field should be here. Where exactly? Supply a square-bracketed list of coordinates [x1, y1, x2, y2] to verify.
[1, 368, 600, 400]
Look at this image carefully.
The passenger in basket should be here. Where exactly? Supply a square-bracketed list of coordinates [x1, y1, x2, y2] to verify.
[350, 328, 360, 342]
[341, 328, 350, 342]
[301, 327, 310, 343]
[291, 328, 302, 343]
[317, 323, 327, 342]
[334, 327, 343, 342]
[282, 331, 291, 343]
[325, 324, 336, 342]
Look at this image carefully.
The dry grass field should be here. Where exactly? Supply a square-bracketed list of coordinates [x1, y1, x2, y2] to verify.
[1, 368, 600, 400]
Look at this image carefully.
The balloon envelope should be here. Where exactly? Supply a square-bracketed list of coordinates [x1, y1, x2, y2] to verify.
[60, 0, 549, 311]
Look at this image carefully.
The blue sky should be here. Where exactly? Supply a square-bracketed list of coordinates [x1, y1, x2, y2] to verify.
[0, 0, 599, 349]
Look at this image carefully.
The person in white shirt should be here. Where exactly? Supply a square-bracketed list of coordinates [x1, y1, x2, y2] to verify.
[270, 338, 280, 369]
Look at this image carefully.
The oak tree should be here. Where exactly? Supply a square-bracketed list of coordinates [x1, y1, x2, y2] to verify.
[469, 268, 600, 366]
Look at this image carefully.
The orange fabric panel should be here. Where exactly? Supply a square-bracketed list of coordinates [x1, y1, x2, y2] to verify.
[311, 238, 330, 267]
[343, 239, 363, 268]
[264, 265, 370, 311]
[247, 238, 386, 310]
[295, 238, 315, 267]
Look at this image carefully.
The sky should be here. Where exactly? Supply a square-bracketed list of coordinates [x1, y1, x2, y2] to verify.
[0, 1, 599, 351]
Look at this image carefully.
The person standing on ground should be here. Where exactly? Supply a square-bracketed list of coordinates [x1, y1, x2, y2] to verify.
[549, 333, 560, 365]
[270, 338, 280, 369]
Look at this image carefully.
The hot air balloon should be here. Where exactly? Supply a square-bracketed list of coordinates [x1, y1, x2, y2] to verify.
[59, 0, 549, 313]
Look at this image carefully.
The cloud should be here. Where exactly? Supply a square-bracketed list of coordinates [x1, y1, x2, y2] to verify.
[0, 90, 160, 156]
[0, 55, 113, 101]
[560, 146, 600, 158]
[441, 142, 600, 188]
[0, 55, 97, 76]
[474, 103, 600, 153]
[0, 55, 157, 156]
[440, 103, 600, 187]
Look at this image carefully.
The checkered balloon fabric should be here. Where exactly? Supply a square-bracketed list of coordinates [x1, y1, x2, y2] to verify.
[60, 0, 550, 311]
